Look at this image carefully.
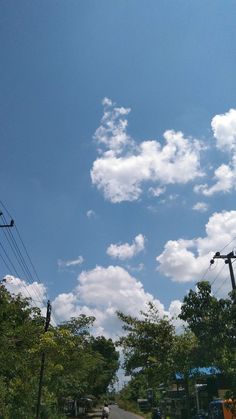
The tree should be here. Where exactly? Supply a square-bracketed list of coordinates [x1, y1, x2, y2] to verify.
[0, 284, 44, 418]
[179, 281, 236, 415]
[90, 336, 119, 396]
[180, 281, 236, 371]
[0, 284, 120, 418]
[117, 303, 175, 387]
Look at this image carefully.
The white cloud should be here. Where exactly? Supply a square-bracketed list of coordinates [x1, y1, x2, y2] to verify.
[156, 210, 236, 295]
[2, 270, 183, 338]
[52, 265, 181, 338]
[3, 275, 47, 309]
[91, 99, 203, 203]
[212, 108, 236, 151]
[168, 300, 185, 332]
[107, 234, 145, 260]
[93, 98, 132, 155]
[192, 202, 209, 212]
[194, 109, 236, 197]
[58, 256, 84, 269]
[194, 163, 236, 196]
[125, 263, 145, 273]
[149, 186, 166, 197]
[86, 209, 96, 218]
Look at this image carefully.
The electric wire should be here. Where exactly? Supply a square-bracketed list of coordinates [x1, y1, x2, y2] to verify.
[0, 213, 47, 309]
[0, 230, 38, 303]
[0, 197, 42, 284]
[209, 263, 225, 288]
[0, 211, 50, 306]
[200, 263, 212, 281]
[0, 249, 12, 274]
[0, 219, 33, 283]
[0, 200, 43, 286]
[0, 201, 59, 325]
[211, 260, 236, 298]
[0, 203, 46, 291]
[0, 227, 41, 303]
[1, 213, 37, 285]
[219, 236, 236, 253]
[0, 240, 19, 277]
[212, 276, 229, 299]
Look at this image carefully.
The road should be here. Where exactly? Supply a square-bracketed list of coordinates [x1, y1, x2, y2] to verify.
[109, 405, 144, 419]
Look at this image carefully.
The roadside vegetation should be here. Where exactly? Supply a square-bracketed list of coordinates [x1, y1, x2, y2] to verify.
[117, 281, 236, 418]
[0, 284, 119, 418]
[1, 280, 236, 418]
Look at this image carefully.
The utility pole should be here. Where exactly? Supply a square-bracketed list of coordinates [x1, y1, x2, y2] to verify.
[210, 251, 236, 290]
[36, 300, 51, 419]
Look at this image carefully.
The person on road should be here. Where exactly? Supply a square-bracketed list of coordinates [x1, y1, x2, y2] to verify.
[101, 403, 110, 418]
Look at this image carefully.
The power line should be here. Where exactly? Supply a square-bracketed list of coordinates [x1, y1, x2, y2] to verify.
[212, 276, 229, 299]
[0, 240, 19, 276]
[0, 200, 60, 324]
[0, 211, 45, 307]
[0, 249, 12, 274]
[0, 210, 48, 305]
[219, 236, 236, 253]
[1, 213, 36, 283]
[209, 264, 225, 288]
[0, 200, 42, 284]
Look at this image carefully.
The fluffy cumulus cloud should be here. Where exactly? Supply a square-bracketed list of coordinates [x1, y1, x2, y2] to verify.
[2, 269, 183, 338]
[52, 265, 182, 338]
[195, 109, 236, 196]
[91, 99, 203, 203]
[194, 163, 236, 196]
[3, 275, 47, 308]
[212, 108, 236, 151]
[106, 234, 145, 260]
[156, 210, 236, 295]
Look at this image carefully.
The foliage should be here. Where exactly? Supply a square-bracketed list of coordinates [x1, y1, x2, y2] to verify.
[0, 284, 119, 418]
[117, 289, 236, 418]
[180, 281, 236, 372]
[117, 303, 175, 387]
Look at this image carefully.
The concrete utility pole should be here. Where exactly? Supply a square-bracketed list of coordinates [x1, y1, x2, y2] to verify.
[211, 251, 236, 290]
[36, 300, 51, 419]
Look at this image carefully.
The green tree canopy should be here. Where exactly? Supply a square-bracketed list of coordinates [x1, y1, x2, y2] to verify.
[117, 303, 175, 386]
[0, 284, 119, 418]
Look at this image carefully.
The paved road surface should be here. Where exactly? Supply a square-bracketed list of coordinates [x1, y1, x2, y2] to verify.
[108, 405, 144, 419]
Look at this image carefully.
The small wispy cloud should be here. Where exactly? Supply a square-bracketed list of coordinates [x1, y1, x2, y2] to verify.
[58, 256, 84, 270]
[148, 186, 166, 197]
[125, 263, 145, 273]
[192, 202, 209, 213]
[86, 209, 96, 218]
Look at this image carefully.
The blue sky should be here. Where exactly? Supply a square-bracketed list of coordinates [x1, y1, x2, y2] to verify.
[1, 0, 236, 337]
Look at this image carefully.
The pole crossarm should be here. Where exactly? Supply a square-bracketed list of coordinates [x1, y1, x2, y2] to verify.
[0, 220, 14, 228]
[210, 251, 236, 290]
[0, 212, 14, 228]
